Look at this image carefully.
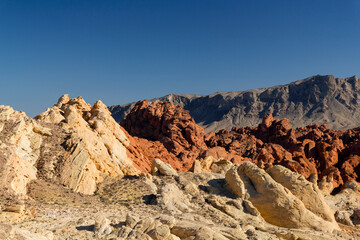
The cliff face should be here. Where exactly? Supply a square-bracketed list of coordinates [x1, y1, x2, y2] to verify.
[110, 75, 360, 133]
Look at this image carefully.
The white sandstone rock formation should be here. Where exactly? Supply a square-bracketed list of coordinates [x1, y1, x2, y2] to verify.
[225, 162, 340, 232]
[267, 165, 337, 224]
[0, 106, 47, 196]
[151, 158, 179, 177]
[36, 95, 140, 194]
[0, 95, 140, 198]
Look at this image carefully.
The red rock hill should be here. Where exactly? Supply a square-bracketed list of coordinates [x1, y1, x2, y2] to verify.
[122, 100, 360, 192]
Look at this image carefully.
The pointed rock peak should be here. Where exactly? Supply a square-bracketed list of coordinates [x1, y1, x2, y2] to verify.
[93, 100, 106, 108]
[139, 100, 150, 107]
[165, 93, 175, 101]
[56, 94, 70, 107]
[262, 113, 274, 128]
[67, 96, 91, 111]
[91, 100, 111, 116]
[0, 105, 15, 121]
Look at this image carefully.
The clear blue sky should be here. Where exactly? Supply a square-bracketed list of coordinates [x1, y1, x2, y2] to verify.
[1, 0, 360, 116]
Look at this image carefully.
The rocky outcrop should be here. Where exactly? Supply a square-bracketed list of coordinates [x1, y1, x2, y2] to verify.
[267, 165, 336, 223]
[121, 100, 207, 171]
[205, 113, 360, 190]
[0, 223, 53, 240]
[0, 95, 140, 198]
[3, 155, 359, 240]
[226, 162, 339, 231]
[120, 98, 360, 190]
[124, 133, 177, 173]
[94, 214, 112, 235]
[151, 159, 178, 177]
[0, 105, 48, 196]
[37, 95, 139, 194]
[110, 75, 360, 132]
[156, 183, 191, 214]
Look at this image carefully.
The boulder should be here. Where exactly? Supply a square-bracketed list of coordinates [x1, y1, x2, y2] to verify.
[171, 223, 199, 239]
[118, 226, 132, 238]
[192, 159, 202, 173]
[94, 214, 112, 235]
[267, 165, 337, 223]
[232, 162, 339, 231]
[335, 210, 354, 226]
[225, 166, 246, 199]
[157, 183, 190, 214]
[125, 213, 140, 229]
[152, 158, 178, 177]
[147, 225, 171, 240]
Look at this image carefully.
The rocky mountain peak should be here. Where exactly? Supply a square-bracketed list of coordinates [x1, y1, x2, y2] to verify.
[110, 75, 360, 132]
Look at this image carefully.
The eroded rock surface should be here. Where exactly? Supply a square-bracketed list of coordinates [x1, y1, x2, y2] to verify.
[226, 162, 339, 231]
[121, 100, 208, 171]
[120, 99, 360, 192]
[0, 161, 358, 239]
[1, 93, 360, 239]
[37, 95, 139, 194]
[0, 95, 140, 198]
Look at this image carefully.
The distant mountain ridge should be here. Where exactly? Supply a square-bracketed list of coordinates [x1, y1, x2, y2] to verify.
[109, 75, 360, 133]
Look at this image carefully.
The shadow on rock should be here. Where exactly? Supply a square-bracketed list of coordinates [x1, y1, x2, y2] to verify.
[76, 224, 94, 232]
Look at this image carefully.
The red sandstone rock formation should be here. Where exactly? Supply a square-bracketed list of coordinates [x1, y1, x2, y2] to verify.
[122, 100, 207, 171]
[122, 100, 360, 191]
[206, 113, 360, 190]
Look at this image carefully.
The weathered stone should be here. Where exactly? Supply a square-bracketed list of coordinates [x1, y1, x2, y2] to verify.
[194, 226, 214, 240]
[3, 204, 26, 214]
[171, 223, 199, 238]
[343, 181, 360, 192]
[126, 213, 140, 229]
[157, 183, 190, 214]
[133, 218, 156, 232]
[151, 158, 178, 177]
[225, 167, 246, 199]
[237, 162, 339, 231]
[121, 100, 208, 172]
[118, 226, 132, 238]
[267, 165, 337, 223]
[192, 160, 202, 173]
[335, 210, 354, 226]
[157, 215, 176, 228]
[94, 214, 112, 235]
[147, 225, 171, 240]
[243, 200, 260, 216]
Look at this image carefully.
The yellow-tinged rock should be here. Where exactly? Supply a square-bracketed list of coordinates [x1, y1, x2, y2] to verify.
[0, 94, 140, 198]
[38, 95, 139, 194]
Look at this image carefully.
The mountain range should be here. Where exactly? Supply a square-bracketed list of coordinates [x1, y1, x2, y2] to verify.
[109, 75, 360, 133]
